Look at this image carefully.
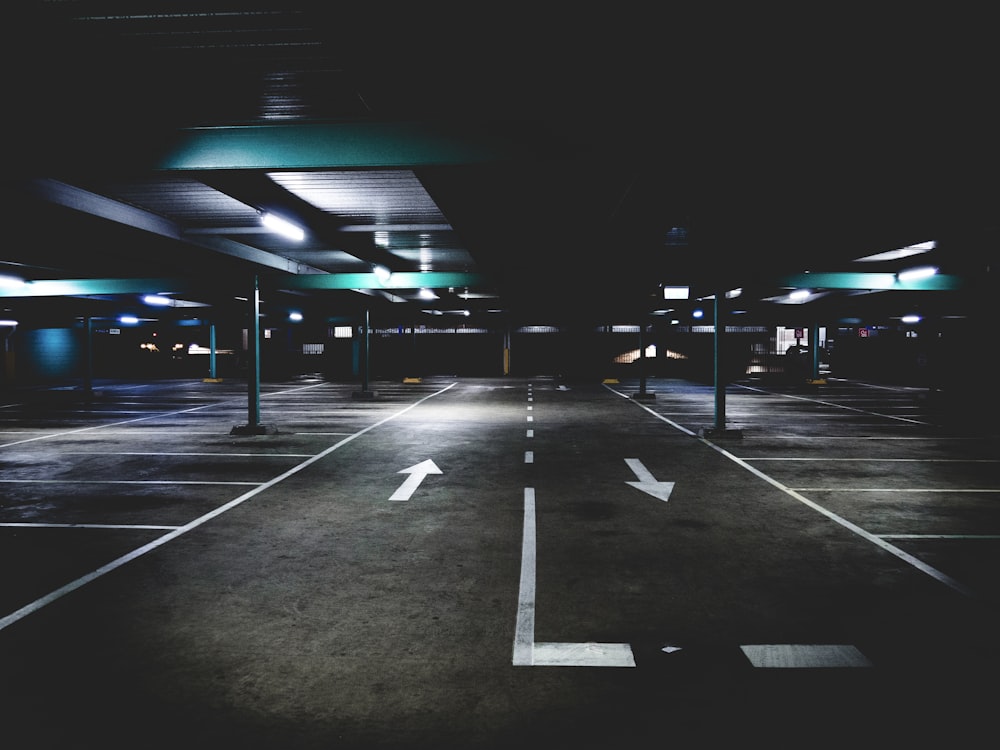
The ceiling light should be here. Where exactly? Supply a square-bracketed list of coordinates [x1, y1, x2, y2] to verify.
[663, 286, 690, 300]
[288, 311, 303, 322]
[789, 289, 811, 300]
[901, 314, 922, 324]
[119, 315, 139, 324]
[725, 288, 742, 299]
[0, 274, 26, 288]
[0, 319, 18, 326]
[373, 265, 393, 284]
[143, 294, 172, 306]
[855, 240, 936, 262]
[418, 288, 438, 300]
[897, 265, 938, 282]
[261, 212, 305, 241]
[692, 309, 704, 319]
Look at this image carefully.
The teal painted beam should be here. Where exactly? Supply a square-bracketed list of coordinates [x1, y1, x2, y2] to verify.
[277, 272, 488, 290]
[159, 122, 541, 171]
[775, 272, 964, 291]
[1, 278, 193, 297]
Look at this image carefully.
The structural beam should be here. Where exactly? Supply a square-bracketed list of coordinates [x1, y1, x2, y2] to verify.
[276, 272, 488, 290]
[158, 122, 553, 171]
[27, 179, 324, 275]
[774, 272, 964, 291]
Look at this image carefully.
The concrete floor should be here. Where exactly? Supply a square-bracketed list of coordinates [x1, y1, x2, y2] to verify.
[1, 374, 998, 749]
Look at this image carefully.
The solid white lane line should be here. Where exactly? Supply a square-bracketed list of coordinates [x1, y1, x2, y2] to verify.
[62, 451, 314, 458]
[0, 480, 260, 486]
[513, 488, 537, 666]
[0, 381, 458, 632]
[512, 487, 635, 668]
[748, 457, 1000, 463]
[791, 488, 1000, 493]
[878, 534, 1000, 540]
[0, 523, 181, 530]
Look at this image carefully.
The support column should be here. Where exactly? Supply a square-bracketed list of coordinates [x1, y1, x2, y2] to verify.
[633, 321, 655, 400]
[353, 308, 377, 399]
[702, 292, 742, 439]
[81, 315, 94, 396]
[808, 325, 826, 384]
[204, 321, 222, 382]
[232, 275, 276, 434]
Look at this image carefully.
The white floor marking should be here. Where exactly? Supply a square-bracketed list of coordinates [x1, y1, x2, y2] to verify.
[0, 382, 458, 632]
[513, 487, 635, 668]
[527, 416, 533, 422]
[527, 405, 532, 410]
[388, 459, 442, 501]
[624, 458, 675, 503]
[526, 429, 534, 438]
[525, 451, 534, 464]
[0, 479, 260, 486]
[792, 487, 1000, 493]
[61, 451, 314, 457]
[608, 383, 978, 597]
[740, 644, 872, 668]
[749, 457, 1000, 462]
[0, 523, 181, 530]
[879, 534, 1000, 540]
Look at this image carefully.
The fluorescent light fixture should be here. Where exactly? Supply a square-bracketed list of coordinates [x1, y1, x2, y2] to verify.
[119, 315, 139, 324]
[897, 265, 938, 282]
[901, 314, 922, 324]
[0, 274, 25, 288]
[418, 288, 438, 300]
[692, 308, 704, 319]
[143, 294, 172, 306]
[663, 286, 690, 300]
[373, 264, 393, 284]
[288, 311, 303, 322]
[725, 288, 742, 299]
[0, 319, 17, 326]
[855, 240, 936, 262]
[261, 212, 305, 241]
[789, 289, 811, 300]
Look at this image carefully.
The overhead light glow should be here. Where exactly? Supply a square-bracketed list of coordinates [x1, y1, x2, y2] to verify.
[789, 289, 811, 300]
[725, 288, 742, 299]
[0, 274, 26, 288]
[288, 311, 303, 322]
[373, 265, 393, 284]
[663, 286, 690, 300]
[418, 288, 438, 300]
[119, 315, 139, 324]
[692, 309, 704, 319]
[901, 314, 922, 324]
[897, 265, 938, 282]
[855, 240, 936, 262]
[143, 294, 172, 306]
[0, 319, 18, 326]
[261, 212, 305, 241]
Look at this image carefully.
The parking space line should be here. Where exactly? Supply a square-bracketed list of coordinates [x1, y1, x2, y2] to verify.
[611, 383, 979, 597]
[513, 488, 636, 668]
[0, 523, 181, 530]
[0, 381, 457, 632]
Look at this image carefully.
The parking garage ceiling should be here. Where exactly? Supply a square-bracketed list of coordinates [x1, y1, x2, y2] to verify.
[4, 2, 998, 330]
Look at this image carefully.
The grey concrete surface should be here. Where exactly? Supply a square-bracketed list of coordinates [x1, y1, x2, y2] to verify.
[1, 375, 998, 748]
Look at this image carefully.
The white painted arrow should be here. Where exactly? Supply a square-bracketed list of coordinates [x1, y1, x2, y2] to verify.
[624, 458, 675, 502]
[389, 459, 442, 501]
